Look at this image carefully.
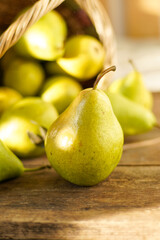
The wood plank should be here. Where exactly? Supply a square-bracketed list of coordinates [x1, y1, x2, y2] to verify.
[0, 166, 160, 239]
[122, 127, 160, 166]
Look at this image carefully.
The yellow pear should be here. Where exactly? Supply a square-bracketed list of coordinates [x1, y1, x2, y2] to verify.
[41, 76, 82, 113]
[15, 11, 67, 61]
[0, 87, 22, 116]
[3, 58, 45, 96]
[57, 35, 105, 81]
[0, 97, 58, 158]
[45, 67, 124, 186]
[106, 91, 157, 136]
[109, 60, 153, 110]
[45, 61, 69, 76]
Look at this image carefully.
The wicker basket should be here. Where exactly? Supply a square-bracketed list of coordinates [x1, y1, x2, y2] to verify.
[0, 0, 116, 89]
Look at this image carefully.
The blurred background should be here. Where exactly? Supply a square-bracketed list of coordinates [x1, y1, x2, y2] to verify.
[0, 0, 160, 91]
[100, 0, 160, 91]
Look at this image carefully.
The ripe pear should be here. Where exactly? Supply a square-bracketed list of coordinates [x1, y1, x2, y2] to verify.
[45, 66, 124, 186]
[3, 58, 45, 96]
[0, 139, 24, 182]
[15, 11, 67, 61]
[109, 60, 153, 110]
[0, 87, 22, 116]
[45, 61, 69, 76]
[41, 76, 82, 113]
[0, 139, 50, 182]
[0, 97, 58, 158]
[106, 91, 157, 136]
[8, 97, 59, 128]
[57, 35, 105, 81]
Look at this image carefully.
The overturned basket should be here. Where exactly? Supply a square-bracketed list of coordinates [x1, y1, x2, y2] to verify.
[0, 0, 116, 89]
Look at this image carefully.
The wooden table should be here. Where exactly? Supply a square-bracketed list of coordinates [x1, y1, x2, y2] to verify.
[0, 93, 160, 240]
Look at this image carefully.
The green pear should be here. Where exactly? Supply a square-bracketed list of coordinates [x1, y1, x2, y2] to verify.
[15, 10, 67, 61]
[0, 97, 58, 158]
[45, 66, 124, 186]
[41, 76, 82, 114]
[106, 91, 157, 136]
[57, 35, 105, 81]
[0, 139, 24, 182]
[3, 58, 45, 96]
[0, 139, 50, 182]
[45, 61, 69, 76]
[8, 97, 59, 128]
[109, 60, 153, 109]
[0, 87, 22, 116]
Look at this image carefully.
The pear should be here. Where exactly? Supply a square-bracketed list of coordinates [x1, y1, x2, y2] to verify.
[41, 76, 82, 113]
[3, 58, 45, 96]
[109, 60, 153, 109]
[106, 91, 157, 136]
[8, 97, 59, 128]
[45, 61, 69, 76]
[0, 139, 24, 182]
[0, 97, 58, 158]
[45, 66, 124, 186]
[15, 11, 67, 61]
[0, 139, 50, 182]
[57, 35, 105, 81]
[0, 87, 22, 116]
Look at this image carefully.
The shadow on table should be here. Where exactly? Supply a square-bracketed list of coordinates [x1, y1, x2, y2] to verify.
[0, 160, 160, 221]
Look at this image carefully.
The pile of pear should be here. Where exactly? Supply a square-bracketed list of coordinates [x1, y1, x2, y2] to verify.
[0, 67, 125, 185]
[0, 10, 106, 184]
[0, 10, 105, 155]
[0, 10, 158, 186]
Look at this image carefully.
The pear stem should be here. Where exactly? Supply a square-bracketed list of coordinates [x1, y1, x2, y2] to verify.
[24, 165, 51, 172]
[128, 59, 138, 71]
[93, 65, 116, 90]
[123, 136, 160, 151]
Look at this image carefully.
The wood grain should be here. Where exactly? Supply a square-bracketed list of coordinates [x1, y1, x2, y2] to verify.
[0, 93, 160, 239]
[0, 165, 160, 239]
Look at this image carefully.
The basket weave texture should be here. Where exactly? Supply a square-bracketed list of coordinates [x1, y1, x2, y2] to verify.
[0, 0, 116, 88]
